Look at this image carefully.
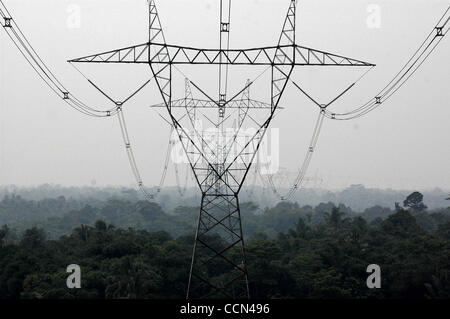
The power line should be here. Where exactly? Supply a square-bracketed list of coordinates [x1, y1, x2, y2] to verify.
[0, 0, 128, 117]
[323, 6, 449, 121]
[2, 0, 447, 300]
[0, 0, 175, 200]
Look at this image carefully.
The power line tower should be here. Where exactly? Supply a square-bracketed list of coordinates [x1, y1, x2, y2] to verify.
[69, 0, 373, 299]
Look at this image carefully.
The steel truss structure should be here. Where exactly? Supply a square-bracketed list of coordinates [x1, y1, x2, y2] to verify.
[2, 0, 448, 299]
[69, 42, 373, 67]
[70, 0, 373, 299]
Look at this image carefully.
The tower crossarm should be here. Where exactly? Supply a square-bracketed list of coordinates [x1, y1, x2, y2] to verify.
[69, 43, 374, 67]
[64, 0, 380, 300]
[149, 98, 278, 109]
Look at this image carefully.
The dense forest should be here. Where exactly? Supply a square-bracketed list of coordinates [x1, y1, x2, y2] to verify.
[0, 190, 449, 299]
[1, 184, 449, 212]
[1, 188, 449, 240]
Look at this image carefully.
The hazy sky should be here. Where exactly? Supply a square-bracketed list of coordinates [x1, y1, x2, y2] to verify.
[0, 0, 449, 191]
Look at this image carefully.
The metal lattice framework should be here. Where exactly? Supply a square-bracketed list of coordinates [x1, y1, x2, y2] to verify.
[69, 0, 374, 299]
[69, 42, 373, 67]
[2, 0, 448, 298]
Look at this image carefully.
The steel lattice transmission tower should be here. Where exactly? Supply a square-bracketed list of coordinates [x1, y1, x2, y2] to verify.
[69, 0, 373, 299]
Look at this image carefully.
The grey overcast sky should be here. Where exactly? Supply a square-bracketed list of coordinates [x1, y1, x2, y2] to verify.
[0, 0, 449, 190]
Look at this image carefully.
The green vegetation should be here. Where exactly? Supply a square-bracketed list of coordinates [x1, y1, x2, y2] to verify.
[0, 192, 449, 299]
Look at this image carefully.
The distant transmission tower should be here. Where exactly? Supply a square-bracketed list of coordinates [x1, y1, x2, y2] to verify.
[69, 0, 373, 298]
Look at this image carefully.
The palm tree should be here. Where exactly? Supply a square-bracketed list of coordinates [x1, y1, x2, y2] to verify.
[425, 271, 450, 299]
[73, 224, 91, 242]
[324, 207, 349, 230]
[0, 225, 9, 247]
[105, 257, 161, 299]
